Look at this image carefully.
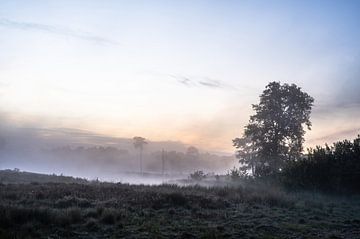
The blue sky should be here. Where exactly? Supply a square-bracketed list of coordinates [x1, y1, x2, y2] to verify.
[0, 0, 360, 152]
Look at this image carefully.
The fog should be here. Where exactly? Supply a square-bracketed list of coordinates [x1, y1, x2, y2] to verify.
[0, 120, 237, 184]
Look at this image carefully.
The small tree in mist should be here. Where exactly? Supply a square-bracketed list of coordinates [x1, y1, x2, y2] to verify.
[233, 82, 314, 177]
[133, 136, 147, 174]
[190, 170, 205, 181]
[186, 146, 199, 159]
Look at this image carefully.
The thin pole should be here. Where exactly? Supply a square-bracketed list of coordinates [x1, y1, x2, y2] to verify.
[140, 147, 143, 175]
[161, 149, 165, 177]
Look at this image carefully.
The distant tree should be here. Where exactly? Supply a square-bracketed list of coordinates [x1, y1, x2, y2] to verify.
[133, 136, 148, 174]
[233, 82, 314, 177]
[186, 146, 199, 159]
[189, 170, 205, 181]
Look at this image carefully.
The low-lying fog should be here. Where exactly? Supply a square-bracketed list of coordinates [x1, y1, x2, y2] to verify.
[0, 124, 237, 184]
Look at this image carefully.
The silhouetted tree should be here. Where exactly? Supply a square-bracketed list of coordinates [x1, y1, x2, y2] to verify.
[133, 136, 147, 174]
[232, 136, 257, 176]
[233, 82, 314, 177]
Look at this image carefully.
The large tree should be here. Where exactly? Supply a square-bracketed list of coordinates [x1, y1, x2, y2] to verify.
[233, 82, 314, 177]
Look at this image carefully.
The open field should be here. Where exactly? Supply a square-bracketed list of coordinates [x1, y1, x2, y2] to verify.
[0, 171, 359, 238]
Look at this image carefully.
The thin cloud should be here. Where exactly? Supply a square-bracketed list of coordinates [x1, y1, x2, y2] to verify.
[198, 79, 223, 88]
[170, 74, 233, 89]
[169, 75, 193, 86]
[0, 18, 118, 45]
[308, 128, 360, 145]
[142, 71, 237, 90]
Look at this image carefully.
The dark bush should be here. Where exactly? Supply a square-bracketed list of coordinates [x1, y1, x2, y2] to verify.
[281, 135, 360, 193]
[190, 171, 206, 181]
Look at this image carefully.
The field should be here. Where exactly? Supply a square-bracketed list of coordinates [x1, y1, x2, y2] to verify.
[0, 171, 360, 239]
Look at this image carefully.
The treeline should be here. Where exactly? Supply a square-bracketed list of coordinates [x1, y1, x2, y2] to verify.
[51, 146, 129, 157]
[281, 135, 360, 193]
[149, 150, 235, 173]
[48, 146, 235, 174]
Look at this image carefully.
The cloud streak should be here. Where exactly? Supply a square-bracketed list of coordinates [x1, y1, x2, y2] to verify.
[198, 79, 223, 88]
[308, 128, 360, 145]
[170, 75, 232, 89]
[170, 75, 192, 86]
[0, 18, 118, 45]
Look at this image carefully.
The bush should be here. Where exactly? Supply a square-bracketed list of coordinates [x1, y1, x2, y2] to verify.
[281, 135, 360, 193]
[190, 170, 206, 181]
[227, 167, 243, 181]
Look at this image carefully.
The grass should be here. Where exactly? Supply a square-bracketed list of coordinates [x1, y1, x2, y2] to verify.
[0, 170, 359, 238]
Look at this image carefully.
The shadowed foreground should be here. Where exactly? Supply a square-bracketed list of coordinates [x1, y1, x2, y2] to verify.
[1, 177, 360, 239]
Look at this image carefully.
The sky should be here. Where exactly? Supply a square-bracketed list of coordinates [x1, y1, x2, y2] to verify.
[0, 0, 360, 153]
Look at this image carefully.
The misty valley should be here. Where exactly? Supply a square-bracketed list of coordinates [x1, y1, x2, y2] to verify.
[1, 82, 360, 238]
[0, 129, 360, 239]
[0, 127, 236, 183]
[1, 1, 360, 238]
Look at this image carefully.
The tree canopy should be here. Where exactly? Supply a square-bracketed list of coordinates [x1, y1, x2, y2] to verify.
[133, 137, 147, 150]
[233, 82, 314, 177]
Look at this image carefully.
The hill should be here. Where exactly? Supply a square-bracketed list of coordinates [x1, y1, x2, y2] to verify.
[0, 169, 88, 184]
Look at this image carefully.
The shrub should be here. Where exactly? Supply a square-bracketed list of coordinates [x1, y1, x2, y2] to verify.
[190, 170, 206, 181]
[227, 167, 242, 181]
[281, 135, 360, 193]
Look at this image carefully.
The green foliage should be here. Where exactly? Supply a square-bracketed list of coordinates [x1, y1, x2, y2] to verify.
[234, 82, 314, 177]
[281, 135, 360, 193]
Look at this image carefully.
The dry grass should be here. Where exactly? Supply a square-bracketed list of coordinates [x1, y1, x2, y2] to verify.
[0, 181, 359, 238]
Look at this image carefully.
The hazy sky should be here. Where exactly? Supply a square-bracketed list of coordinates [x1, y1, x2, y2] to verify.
[0, 0, 360, 152]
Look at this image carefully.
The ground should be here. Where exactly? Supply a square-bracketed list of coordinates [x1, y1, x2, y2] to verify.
[0, 171, 359, 238]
